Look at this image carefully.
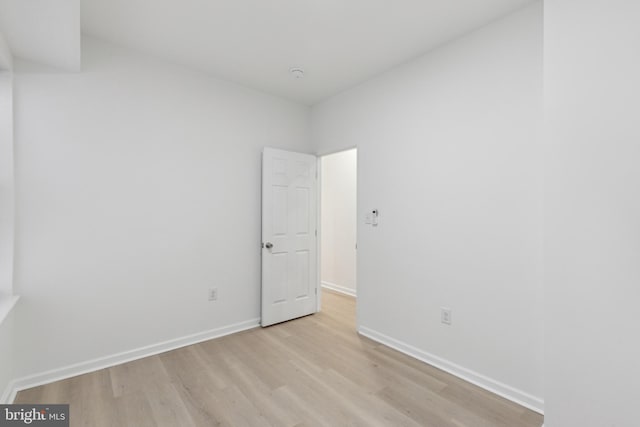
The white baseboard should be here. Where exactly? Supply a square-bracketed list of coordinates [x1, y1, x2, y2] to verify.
[321, 281, 356, 297]
[3, 318, 260, 403]
[0, 295, 20, 326]
[358, 326, 544, 415]
[1, 380, 16, 405]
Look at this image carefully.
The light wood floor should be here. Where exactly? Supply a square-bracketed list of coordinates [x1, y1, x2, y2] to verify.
[15, 290, 543, 426]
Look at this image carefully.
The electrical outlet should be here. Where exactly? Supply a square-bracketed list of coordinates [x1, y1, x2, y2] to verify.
[441, 307, 452, 325]
[208, 288, 218, 301]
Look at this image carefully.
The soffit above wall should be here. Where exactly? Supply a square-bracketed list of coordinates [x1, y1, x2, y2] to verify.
[0, 0, 80, 71]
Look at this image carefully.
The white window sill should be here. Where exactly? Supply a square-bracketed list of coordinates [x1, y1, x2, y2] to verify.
[0, 295, 19, 325]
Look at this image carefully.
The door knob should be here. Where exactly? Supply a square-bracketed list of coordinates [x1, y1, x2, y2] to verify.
[265, 242, 273, 249]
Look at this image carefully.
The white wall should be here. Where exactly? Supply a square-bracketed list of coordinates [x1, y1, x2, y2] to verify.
[0, 71, 13, 297]
[12, 37, 310, 379]
[544, 1, 640, 426]
[0, 31, 15, 405]
[0, 31, 13, 70]
[312, 2, 543, 409]
[321, 149, 357, 296]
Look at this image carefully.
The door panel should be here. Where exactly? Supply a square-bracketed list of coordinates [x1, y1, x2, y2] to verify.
[262, 147, 317, 326]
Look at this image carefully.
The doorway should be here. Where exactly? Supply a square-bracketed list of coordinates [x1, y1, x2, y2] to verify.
[319, 148, 358, 312]
[260, 147, 356, 327]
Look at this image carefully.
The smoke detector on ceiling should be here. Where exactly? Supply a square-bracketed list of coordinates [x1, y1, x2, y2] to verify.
[289, 68, 304, 79]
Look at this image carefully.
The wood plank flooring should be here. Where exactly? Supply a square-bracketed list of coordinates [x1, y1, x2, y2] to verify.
[15, 290, 543, 426]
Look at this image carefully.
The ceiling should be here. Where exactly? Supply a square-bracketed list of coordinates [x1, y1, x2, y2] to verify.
[1, 0, 536, 104]
[81, 0, 535, 104]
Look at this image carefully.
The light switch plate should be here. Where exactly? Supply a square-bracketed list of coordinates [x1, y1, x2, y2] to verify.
[441, 307, 452, 325]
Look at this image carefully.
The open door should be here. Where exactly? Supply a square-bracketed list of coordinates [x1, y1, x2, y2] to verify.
[261, 147, 318, 327]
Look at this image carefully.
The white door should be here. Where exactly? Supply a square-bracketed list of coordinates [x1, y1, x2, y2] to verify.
[262, 147, 317, 327]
